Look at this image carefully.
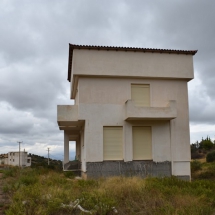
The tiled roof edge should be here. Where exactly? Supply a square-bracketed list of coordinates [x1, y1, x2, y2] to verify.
[70, 43, 197, 54]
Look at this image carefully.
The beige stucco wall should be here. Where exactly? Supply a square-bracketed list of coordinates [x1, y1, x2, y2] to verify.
[78, 104, 171, 162]
[72, 49, 194, 79]
[75, 77, 191, 176]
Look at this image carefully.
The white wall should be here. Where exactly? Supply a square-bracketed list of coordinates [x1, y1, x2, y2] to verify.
[8, 152, 31, 167]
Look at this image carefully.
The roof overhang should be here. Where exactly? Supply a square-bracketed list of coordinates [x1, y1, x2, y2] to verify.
[67, 44, 198, 82]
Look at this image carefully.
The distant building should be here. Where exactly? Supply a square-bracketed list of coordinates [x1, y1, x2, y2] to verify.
[0, 154, 8, 165]
[57, 44, 197, 180]
[0, 151, 31, 167]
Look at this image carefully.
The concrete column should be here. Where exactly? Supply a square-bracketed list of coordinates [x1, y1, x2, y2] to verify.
[76, 138, 80, 161]
[64, 131, 69, 164]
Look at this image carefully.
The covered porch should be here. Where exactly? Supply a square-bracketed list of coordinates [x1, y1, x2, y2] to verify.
[57, 105, 85, 172]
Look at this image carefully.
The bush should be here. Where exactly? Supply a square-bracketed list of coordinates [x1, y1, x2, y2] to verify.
[3, 167, 19, 178]
[63, 171, 75, 179]
[191, 160, 202, 172]
[191, 151, 205, 159]
[19, 174, 39, 186]
[206, 151, 215, 162]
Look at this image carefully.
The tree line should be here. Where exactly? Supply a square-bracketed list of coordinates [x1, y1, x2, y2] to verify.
[191, 136, 215, 159]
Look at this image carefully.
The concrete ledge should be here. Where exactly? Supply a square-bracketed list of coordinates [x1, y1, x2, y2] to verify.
[86, 161, 171, 178]
[125, 100, 177, 121]
[57, 105, 78, 123]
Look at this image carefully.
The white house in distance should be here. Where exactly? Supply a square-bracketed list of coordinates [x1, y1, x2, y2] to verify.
[57, 44, 197, 180]
[0, 151, 31, 167]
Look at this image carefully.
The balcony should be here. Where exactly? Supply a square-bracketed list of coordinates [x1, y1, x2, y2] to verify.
[57, 105, 84, 132]
[125, 100, 177, 121]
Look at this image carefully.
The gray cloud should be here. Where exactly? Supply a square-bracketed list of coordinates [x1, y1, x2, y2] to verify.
[1, 0, 215, 157]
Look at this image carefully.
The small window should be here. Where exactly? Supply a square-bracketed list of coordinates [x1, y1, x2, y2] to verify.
[103, 127, 123, 160]
[131, 84, 150, 107]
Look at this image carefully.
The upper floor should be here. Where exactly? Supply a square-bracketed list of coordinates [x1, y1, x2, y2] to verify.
[68, 44, 197, 101]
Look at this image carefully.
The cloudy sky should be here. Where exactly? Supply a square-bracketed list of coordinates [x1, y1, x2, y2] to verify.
[1, 0, 215, 160]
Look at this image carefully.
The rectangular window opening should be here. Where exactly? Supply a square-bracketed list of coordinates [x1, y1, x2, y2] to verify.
[132, 126, 152, 160]
[131, 84, 150, 107]
[103, 126, 123, 161]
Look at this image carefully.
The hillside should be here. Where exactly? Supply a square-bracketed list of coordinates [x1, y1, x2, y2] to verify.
[28, 153, 62, 170]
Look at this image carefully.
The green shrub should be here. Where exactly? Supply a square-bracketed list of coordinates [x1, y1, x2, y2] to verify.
[19, 174, 39, 186]
[63, 171, 75, 179]
[3, 167, 19, 178]
[206, 151, 215, 162]
[191, 160, 202, 172]
[198, 170, 215, 180]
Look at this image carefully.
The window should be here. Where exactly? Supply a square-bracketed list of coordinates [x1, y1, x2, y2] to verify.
[103, 127, 123, 160]
[131, 84, 150, 107]
[132, 126, 152, 160]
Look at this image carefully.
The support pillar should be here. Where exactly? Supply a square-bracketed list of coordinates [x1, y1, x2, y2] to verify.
[76, 140, 80, 161]
[64, 131, 69, 164]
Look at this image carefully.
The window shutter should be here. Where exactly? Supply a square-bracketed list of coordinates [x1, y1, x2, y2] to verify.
[103, 127, 123, 160]
[131, 84, 150, 107]
[133, 126, 152, 160]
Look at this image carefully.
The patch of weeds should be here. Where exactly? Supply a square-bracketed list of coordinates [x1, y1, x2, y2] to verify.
[63, 171, 75, 179]
[18, 174, 39, 186]
[3, 167, 19, 178]
[77, 179, 98, 188]
[80, 191, 116, 215]
[3, 184, 12, 193]
[191, 160, 202, 172]
[198, 170, 215, 180]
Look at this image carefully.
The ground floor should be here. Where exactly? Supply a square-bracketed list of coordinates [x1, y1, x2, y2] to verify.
[58, 102, 191, 180]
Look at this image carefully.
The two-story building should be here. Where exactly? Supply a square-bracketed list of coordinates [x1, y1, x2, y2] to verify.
[0, 151, 31, 167]
[57, 44, 197, 180]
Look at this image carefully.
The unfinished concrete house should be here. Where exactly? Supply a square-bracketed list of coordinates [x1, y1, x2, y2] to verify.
[0, 151, 31, 167]
[57, 44, 197, 180]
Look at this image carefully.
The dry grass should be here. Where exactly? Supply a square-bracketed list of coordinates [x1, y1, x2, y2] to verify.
[2, 167, 215, 215]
